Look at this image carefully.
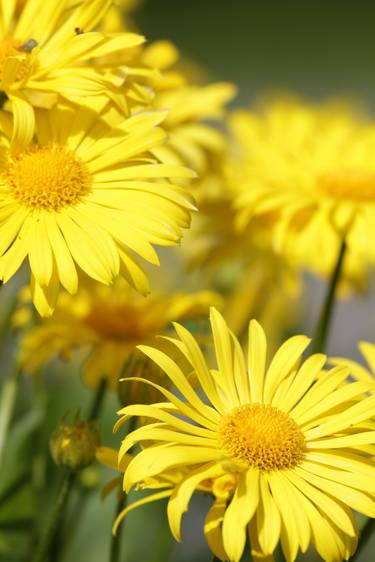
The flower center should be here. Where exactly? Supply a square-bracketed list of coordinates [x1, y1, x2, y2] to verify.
[218, 403, 305, 471]
[85, 304, 157, 342]
[319, 170, 375, 201]
[5, 146, 91, 211]
[0, 37, 34, 85]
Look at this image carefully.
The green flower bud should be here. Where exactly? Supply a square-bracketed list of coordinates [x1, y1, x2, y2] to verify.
[50, 415, 100, 471]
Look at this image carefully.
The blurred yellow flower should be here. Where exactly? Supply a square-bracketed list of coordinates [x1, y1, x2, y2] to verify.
[18, 278, 220, 390]
[95, 14, 236, 175]
[0, 0, 148, 145]
[116, 308, 375, 562]
[331, 340, 375, 387]
[0, 103, 195, 315]
[183, 151, 300, 343]
[151, 77, 236, 174]
[232, 98, 375, 284]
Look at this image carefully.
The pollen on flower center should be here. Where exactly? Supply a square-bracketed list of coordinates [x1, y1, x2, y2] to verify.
[218, 403, 305, 471]
[5, 146, 92, 211]
[319, 170, 375, 201]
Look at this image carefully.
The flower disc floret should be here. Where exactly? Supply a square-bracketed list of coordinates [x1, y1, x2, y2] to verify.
[5, 146, 91, 211]
[218, 403, 305, 471]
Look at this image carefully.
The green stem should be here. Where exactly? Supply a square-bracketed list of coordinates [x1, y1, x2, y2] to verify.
[310, 238, 347, 354]
[0, 365, 22, 469]
[87, 378, 107, 421]
[31, 380, 107, 562]
[349, 518, 375, 561]
[109, 417, 137, 562]
[31, 471, 75, 562]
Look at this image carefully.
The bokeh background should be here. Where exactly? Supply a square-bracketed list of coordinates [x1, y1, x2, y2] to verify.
[2, 1, 375, 561]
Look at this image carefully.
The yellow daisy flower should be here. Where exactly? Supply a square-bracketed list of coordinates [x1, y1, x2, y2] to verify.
[0, 103, 195, 315]
[0, 0, 147, 145]
[116, 308, 375, 562]
[232, 97, 375, 282]
[17, 278, 220, 390]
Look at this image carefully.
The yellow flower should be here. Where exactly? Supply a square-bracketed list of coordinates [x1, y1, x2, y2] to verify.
[182, 152, 300, 342]
[0, 0, 147, 146]
[101, 33, 236, 174]
[116, 308, 375, 562]
[331, 341, 375, 388]
[0, 104, 195, 315]
[18, 278, 220, 389]
[232, 97, 375, 284]
[97, 445, 215, 526]
[151, 78, 236, 174]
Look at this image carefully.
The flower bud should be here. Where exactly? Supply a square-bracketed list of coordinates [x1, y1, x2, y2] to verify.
[50, 414, 100, 470]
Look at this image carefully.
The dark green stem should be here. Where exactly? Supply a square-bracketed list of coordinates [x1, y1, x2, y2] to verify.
[349, 518, 374, 561]
[310, 238, 346, 354]
[31, 471, 75, 562]
[87, 378, 107, 421]
[109, 417, 137, 562]
[0, 365, 22, 469]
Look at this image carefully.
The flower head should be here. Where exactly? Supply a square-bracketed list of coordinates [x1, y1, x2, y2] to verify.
[116, 308, 375, 562]
[17, 278, 220, 390]
[0, 104, 195, 315]
[232, 97, 375, 286]
[0, 0, 150, 145]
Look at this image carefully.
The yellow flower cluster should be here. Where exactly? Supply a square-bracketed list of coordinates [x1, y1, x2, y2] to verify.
[0, 0, 235, 315]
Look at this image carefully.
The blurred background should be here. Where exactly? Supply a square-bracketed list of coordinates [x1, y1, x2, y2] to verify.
[2, 1, 375, 561]
[137, 0, 375, 105]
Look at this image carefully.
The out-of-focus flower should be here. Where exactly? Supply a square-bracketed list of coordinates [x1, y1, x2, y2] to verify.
[0, 103, 195, 315]
[231, 97, 375, 286]
[98, 5, 237, 176]
[0, 0, 150, 145]
[183, 149, 300, 344]
[17, 278, 221, 390]
[116, 308, 375, 562]
[331, 341, 375, 387]
[130, 39, 237, 174]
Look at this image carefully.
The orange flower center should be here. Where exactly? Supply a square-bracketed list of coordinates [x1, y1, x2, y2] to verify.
[218, 403, 305, 471]
[85, 304, 158, 342]
[319, 170, 375, 201]
[5, 146, 91, 211]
